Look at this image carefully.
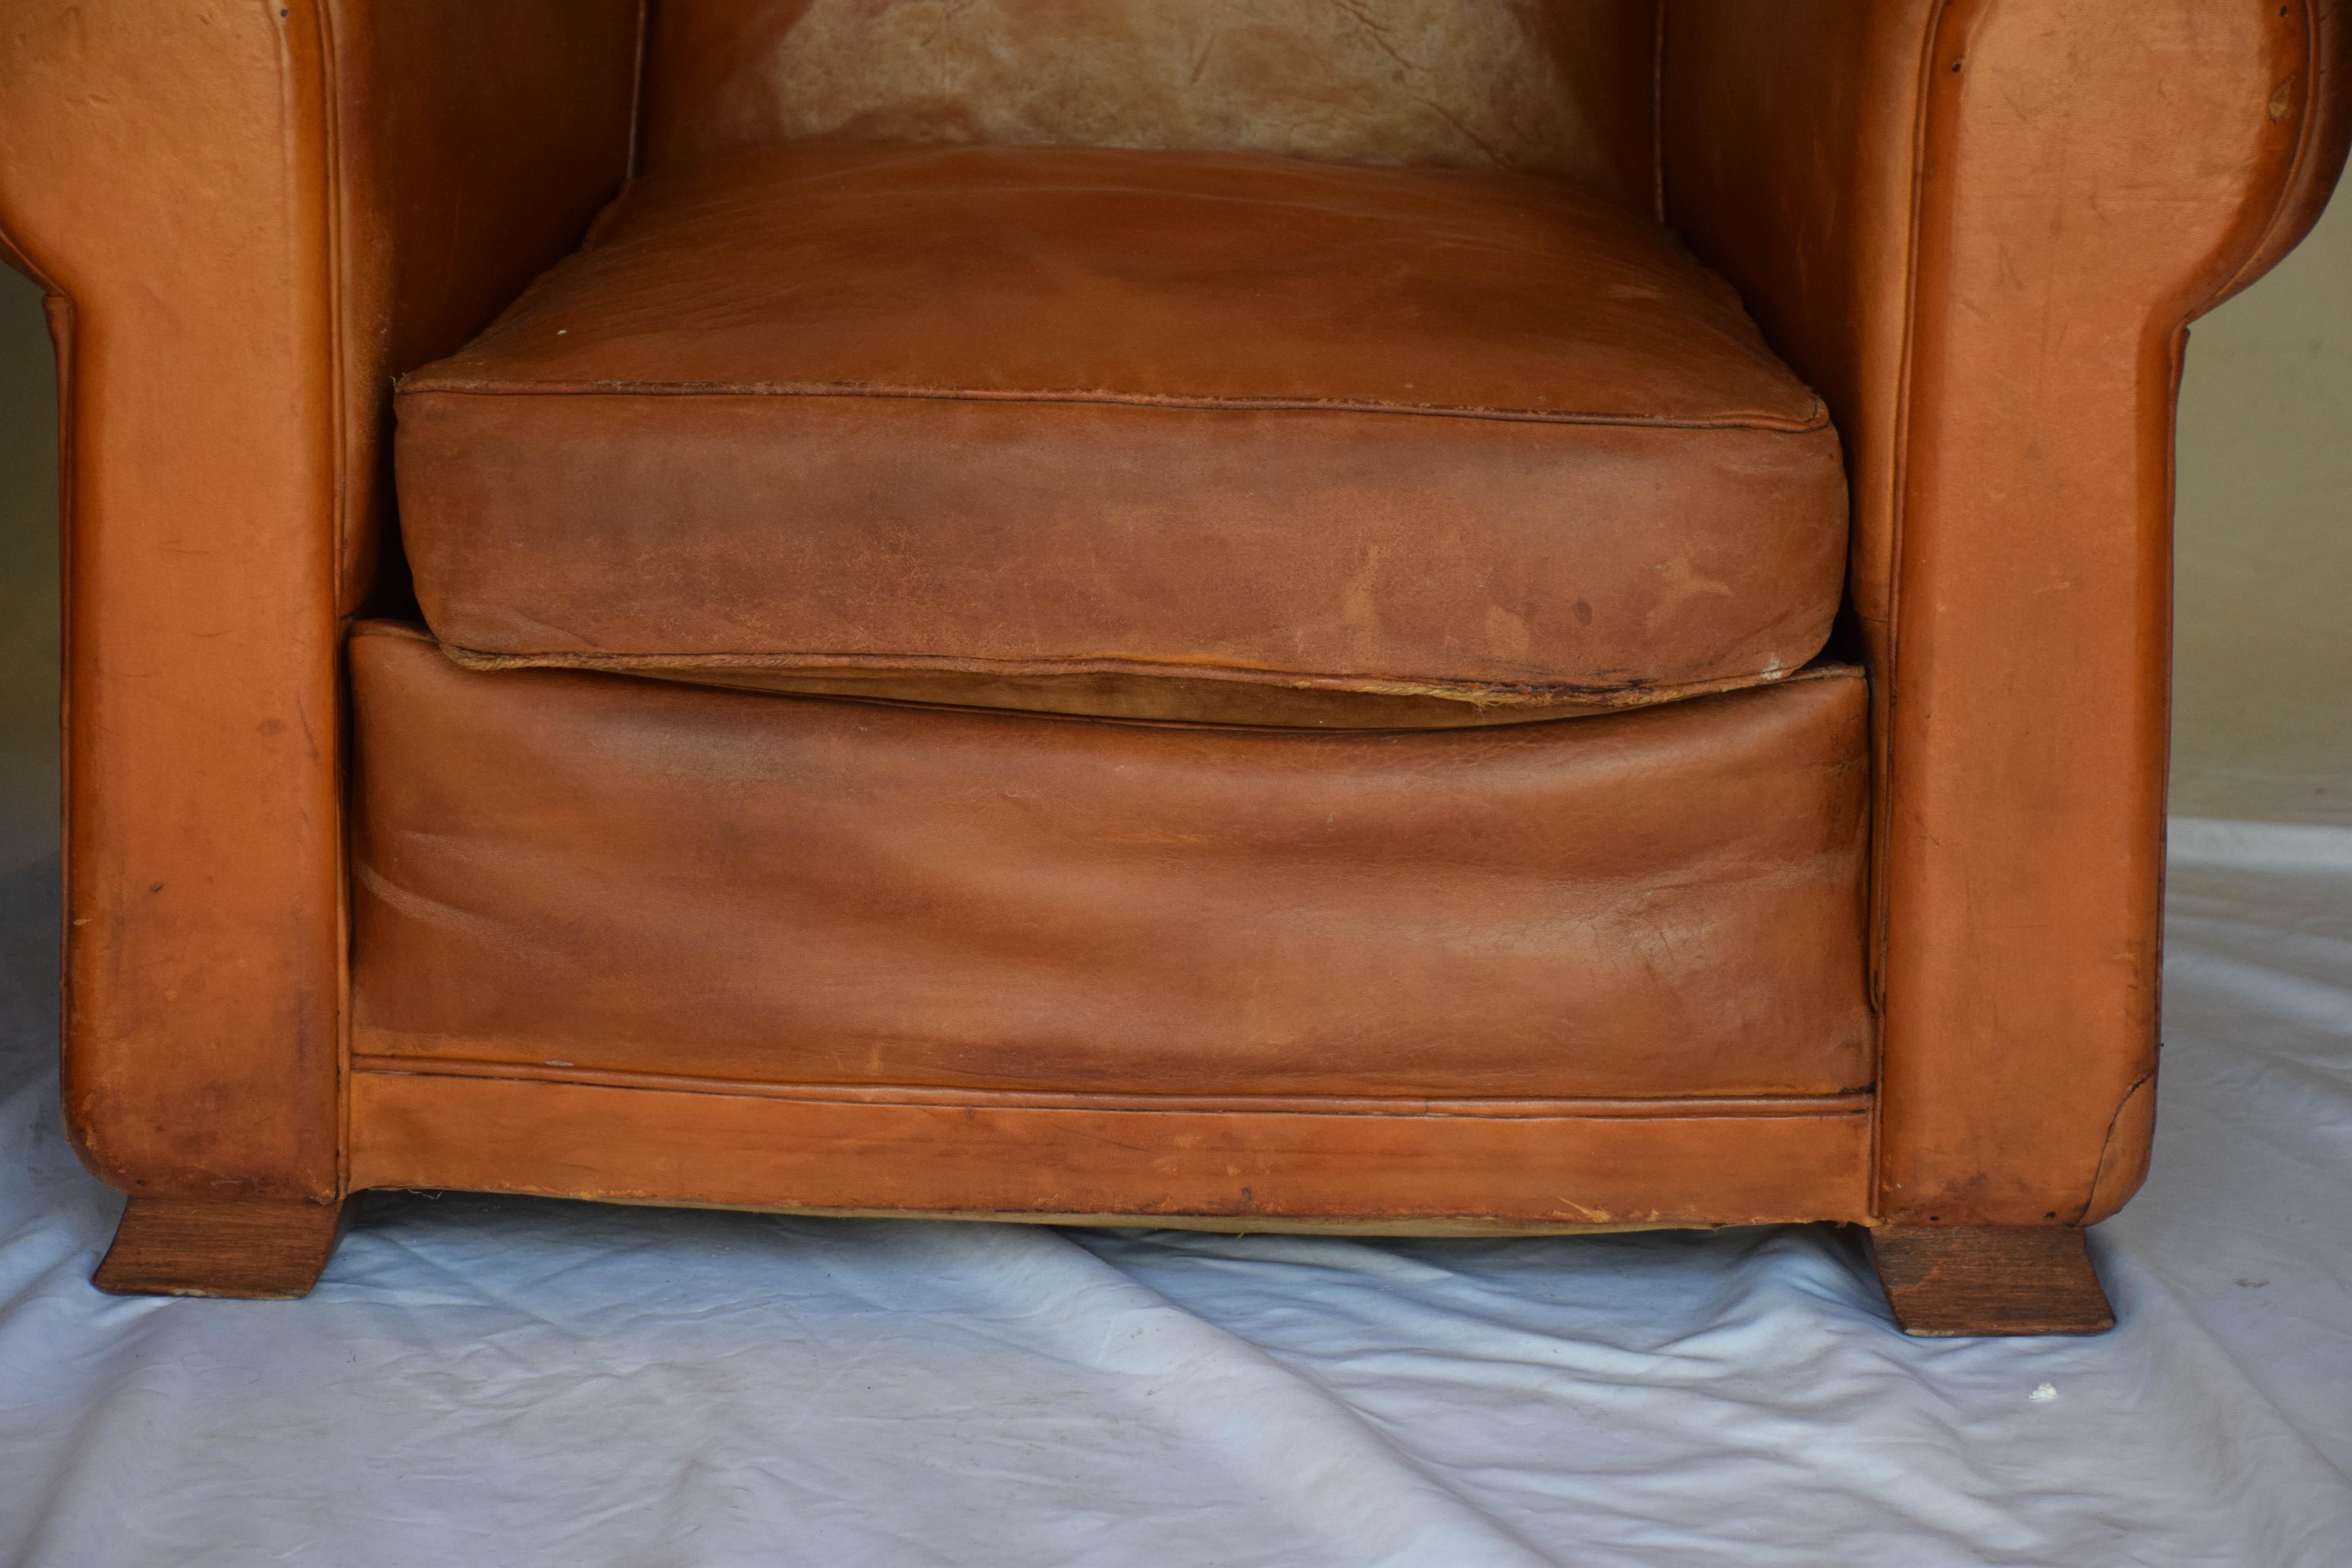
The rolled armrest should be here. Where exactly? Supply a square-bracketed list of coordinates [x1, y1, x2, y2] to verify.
[0, 2, 639, 1201]
[1663, 0, 2348, 1225]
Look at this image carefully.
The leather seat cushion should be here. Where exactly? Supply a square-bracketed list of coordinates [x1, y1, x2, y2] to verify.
[396, 143, 1849, 728]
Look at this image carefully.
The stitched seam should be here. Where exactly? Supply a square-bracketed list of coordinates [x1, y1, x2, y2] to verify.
[2072, 1067, 2156, 1225]
[1871, 0, 1961, 1220]
[348, 1058, 1877, 1120]
[625, 0, 651, 180]
[436, 642, 1861, 706]
[306, 0, 356, 1210]
[396, 379, 1833, 433]
[2203, 0, 2338, 312]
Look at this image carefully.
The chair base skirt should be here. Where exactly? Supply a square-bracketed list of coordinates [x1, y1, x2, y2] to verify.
[93, 1196, 352, 1299]
[85, 1124, 2117, 1339]
[346, 1067, 1876, 1235]
[1869, 1225, 2116, 1337]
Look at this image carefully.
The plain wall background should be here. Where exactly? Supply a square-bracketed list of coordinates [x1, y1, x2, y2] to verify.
[0, 191, 2347, 862]
[2172, 188, 2352, 828]
[0, 266, 56, 872]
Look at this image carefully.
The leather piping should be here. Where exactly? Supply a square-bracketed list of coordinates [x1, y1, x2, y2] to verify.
[308, 0, 358, 1204]
[350, 1057, 1876, 1121]
[0, 225, 40, 283]
[2205, 0, 2352, 312]
[2073, 1065, 2156, 1226]
[429, 635, 1857, 720]
[1865, 0, 1961, 1220]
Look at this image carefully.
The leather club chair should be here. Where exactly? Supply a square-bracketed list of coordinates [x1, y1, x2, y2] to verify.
[1, 2, 2342, 1335]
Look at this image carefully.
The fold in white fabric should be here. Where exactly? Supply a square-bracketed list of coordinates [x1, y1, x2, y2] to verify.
[0, 838, 2345, 1566]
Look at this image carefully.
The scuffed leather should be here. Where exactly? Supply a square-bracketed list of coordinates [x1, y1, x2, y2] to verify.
[0, 2, 350, 1202]
[350, 1070, 1878, 1230]
[0, 0, 642, 1204]
[351, 623, 1875, 1102]
[1667, 0, 2343, 1225]
[397, 143, 1847, 726]
[9, 0, 2339, 1241]
[640, 0, 1659, 208]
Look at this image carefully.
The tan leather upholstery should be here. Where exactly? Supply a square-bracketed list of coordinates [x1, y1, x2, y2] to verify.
[397, 143, 1847, 728]
[640, 0, 1661, 209]
[0, 0, 638, 1202]
[351, 622, 1870, 1108]
[1668, 0, 2352, 1225]
[2, 2, 2343, 1273]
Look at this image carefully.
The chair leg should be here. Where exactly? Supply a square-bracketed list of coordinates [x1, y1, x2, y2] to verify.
[1869, 1225, 2116, 1337]
[93, 1195, 353, 1299]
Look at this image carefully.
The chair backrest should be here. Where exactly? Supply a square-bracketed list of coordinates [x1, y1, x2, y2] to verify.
[639, 0, 1659, 206]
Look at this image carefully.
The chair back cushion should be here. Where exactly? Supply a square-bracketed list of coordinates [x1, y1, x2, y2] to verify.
[640, 0, 1657, 204]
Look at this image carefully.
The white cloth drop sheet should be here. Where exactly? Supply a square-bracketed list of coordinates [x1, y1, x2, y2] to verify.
[0, 824, 2346, 1566]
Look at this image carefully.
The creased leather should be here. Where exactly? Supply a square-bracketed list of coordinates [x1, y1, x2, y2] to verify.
[397, 143, 1847, 725]
[351, 622, 1874, 1102]
[428, 651, 1839, 731]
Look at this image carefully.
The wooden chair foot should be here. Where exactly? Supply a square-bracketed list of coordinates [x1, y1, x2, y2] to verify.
[1863, 1222, 2126, 1335]
[93, 1195, 353, 1299]
[1869, 1225, 2115, 1336]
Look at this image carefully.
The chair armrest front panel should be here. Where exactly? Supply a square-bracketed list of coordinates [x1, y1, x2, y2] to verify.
[1666, 0, 2349, 1226]
[0, 0, 640, 1203]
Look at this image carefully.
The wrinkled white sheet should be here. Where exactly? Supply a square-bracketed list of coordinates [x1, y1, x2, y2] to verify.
[0, 829, 2345, 1568]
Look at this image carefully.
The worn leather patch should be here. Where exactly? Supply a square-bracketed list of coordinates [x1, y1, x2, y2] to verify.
[641, 0, 1658, 204]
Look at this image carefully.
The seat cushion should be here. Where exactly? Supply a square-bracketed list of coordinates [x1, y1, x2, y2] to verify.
[396, 143, 1849, 728]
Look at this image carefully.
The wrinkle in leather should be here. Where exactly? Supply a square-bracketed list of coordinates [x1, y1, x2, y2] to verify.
[350, 624, 1874, 1103]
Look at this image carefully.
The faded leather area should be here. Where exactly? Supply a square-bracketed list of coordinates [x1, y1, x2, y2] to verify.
[397, 144, 1848, 721]
[350, 623, 1875, 1102]
[639, 0, 1659, 207]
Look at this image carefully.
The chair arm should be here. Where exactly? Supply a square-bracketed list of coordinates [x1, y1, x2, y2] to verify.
[0, 1, 640, 1203]
[1662, 0, 2349, 1226]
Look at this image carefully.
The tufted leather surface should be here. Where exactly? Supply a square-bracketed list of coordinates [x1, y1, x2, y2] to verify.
[397, 143, 1848, 727]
